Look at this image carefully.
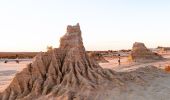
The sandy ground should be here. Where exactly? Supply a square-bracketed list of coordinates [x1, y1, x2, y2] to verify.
[98, 54, 170, 100]
[0, 54, 170, 100]
[97, 53, 170, 100]
[100, 53, 170, 72]
[102, 76, 170, 100]
[0, 60, 32, 92]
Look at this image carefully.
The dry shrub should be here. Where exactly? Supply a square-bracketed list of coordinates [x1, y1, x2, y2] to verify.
[128, 55, 133, 62]
[165, 66, 170, 72]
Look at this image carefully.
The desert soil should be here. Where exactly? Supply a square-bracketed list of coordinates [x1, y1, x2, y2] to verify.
[0, 60, 32, 92]
[0, 53, 170, 100]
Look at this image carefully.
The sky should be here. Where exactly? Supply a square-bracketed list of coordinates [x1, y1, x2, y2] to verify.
[0, 0, 170, 52]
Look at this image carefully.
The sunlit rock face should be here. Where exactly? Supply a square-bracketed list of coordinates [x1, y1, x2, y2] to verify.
[130, 42, 163, 62]
[60, 23, 84, 50]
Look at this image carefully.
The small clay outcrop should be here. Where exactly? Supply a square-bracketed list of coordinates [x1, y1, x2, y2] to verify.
[129, 42, 163, 62]
[88, 52, 109, 63]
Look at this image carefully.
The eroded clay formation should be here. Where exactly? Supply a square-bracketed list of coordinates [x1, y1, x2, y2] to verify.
[0, 24, 167, 100]
[129, 42, 163, 62]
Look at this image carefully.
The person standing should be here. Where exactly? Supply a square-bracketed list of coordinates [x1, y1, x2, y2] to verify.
[118, 54, 121, 65]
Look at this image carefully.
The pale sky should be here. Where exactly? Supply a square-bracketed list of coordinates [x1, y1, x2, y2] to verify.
[0, 0, 170, 52]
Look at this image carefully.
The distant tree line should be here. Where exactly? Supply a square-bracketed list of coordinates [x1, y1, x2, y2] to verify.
[0, 52, 38, 59]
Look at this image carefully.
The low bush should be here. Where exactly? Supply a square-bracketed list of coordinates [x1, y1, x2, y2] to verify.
[165, 66, 170, 72]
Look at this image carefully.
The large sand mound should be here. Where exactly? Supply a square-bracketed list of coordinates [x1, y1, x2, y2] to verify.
[0, 24, 170, 100]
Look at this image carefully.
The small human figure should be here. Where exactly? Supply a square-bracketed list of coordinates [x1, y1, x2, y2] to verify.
[118, 54, 121, 65]
[4, 60, 8, 63]
[16, 60, 19, 64]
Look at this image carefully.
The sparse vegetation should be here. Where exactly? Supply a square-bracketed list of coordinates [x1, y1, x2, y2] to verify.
[47, 46, 53, 51]
[165, 66, 170, 72]
[0, 52, 38, 59]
